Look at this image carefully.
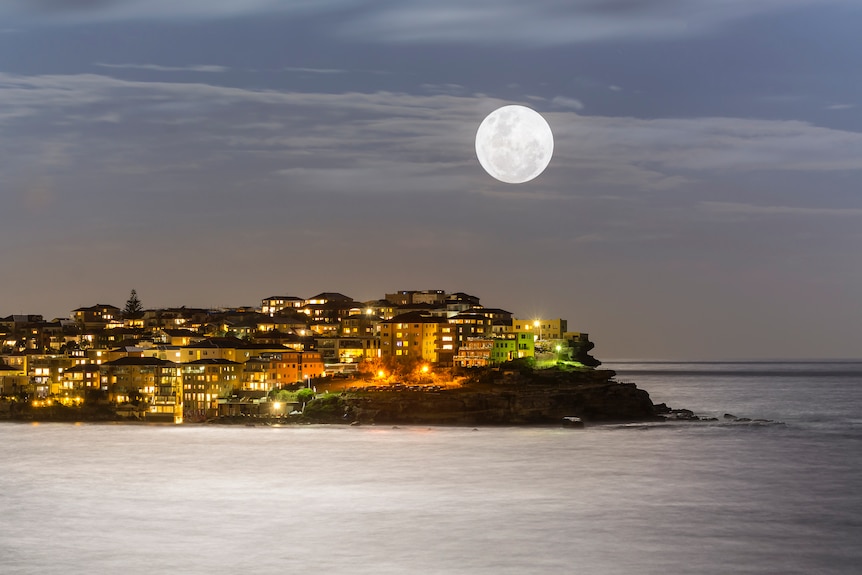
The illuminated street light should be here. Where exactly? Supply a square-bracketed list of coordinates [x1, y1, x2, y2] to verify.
[533, 320, 542, 342]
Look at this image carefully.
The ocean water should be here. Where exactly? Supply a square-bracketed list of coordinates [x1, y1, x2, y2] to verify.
[1, 362, 860, 574]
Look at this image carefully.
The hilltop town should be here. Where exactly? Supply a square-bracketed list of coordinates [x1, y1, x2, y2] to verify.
[0, 289, 616, 424]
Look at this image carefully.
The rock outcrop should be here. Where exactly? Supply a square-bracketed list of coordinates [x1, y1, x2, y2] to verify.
[335, 367, 661, 426]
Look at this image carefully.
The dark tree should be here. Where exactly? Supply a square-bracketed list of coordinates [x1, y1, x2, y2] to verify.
[124, 289, 143, 318]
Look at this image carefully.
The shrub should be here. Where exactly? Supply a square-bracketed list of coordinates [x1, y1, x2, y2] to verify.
[296, 388, 315, 404]
[302, 393, 345, 422]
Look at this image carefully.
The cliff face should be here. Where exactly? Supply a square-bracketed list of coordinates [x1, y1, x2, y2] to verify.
[339, 368, 660, 426]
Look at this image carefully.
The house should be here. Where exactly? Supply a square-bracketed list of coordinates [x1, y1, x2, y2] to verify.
[261, 296, 304, 316]
[216, 390, 274, 417]
[154, 328, 204, 347]
[303, 292, 353, 306]
[96, 327, 147, 348]
[384, 290, 447, 306]
[140, 307, 210, 331]
[71, 304, 122, 330]
[0, 316, 71, 353]
[301, 300, 359, 336]
[59, 364, 102, 398]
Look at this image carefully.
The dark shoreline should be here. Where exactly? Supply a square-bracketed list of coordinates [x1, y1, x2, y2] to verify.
[1, 366, 693, 426]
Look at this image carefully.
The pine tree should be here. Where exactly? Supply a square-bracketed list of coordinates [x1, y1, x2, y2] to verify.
[124, 289, 143, 318]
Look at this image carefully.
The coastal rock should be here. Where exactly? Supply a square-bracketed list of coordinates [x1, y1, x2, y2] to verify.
[662, 408, 698, 421]
[332, 367, 662, 426]
[653, 403, 671, 415]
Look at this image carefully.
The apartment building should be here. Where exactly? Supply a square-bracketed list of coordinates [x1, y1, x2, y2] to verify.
[379, 311, 450, 363]
[182, 358, 242, 420]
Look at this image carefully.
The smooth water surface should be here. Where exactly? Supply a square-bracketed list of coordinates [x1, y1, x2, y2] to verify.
[2, 362, 860, 574]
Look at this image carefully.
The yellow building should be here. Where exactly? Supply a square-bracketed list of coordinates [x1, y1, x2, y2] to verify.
[180, 338, 280, 363]
[26, 354, 75, 397]
[154, 329, 204, 347]
[182, 359, 242, 420]
[99, 357, 182, 417]
[316, 336, 380, 364]
[59, 364, 102, 398]
[0, 361, 27, 396]
[379, 311, 449, 363]
[512, 318, 568, 341]
[261, 296, 304, 316]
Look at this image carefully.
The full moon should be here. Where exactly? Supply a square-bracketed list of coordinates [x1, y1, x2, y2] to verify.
[475, 105, 554, 184]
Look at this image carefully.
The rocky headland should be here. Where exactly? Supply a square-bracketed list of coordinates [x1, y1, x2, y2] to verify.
[304, 366, 672, 426]
[3, 364, 709, 427]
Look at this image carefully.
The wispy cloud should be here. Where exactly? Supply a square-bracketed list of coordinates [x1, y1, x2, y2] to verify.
[2, 0, 855, 45]
[1, 71, 861, 208]
[95, 63, 228, 73]
[551, 96, 585, 111]
[337, 0, 857, 45]
[826, 103, 855, 110]
[5, 0, 354, 22]
[700, 202, 862, 217]
[420, 83, 466, 96]
[282, 66, 346, 75]
[556, 114, 862, 174]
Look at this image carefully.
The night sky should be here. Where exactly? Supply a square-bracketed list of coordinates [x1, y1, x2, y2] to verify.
[2, 1, 860, 360]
